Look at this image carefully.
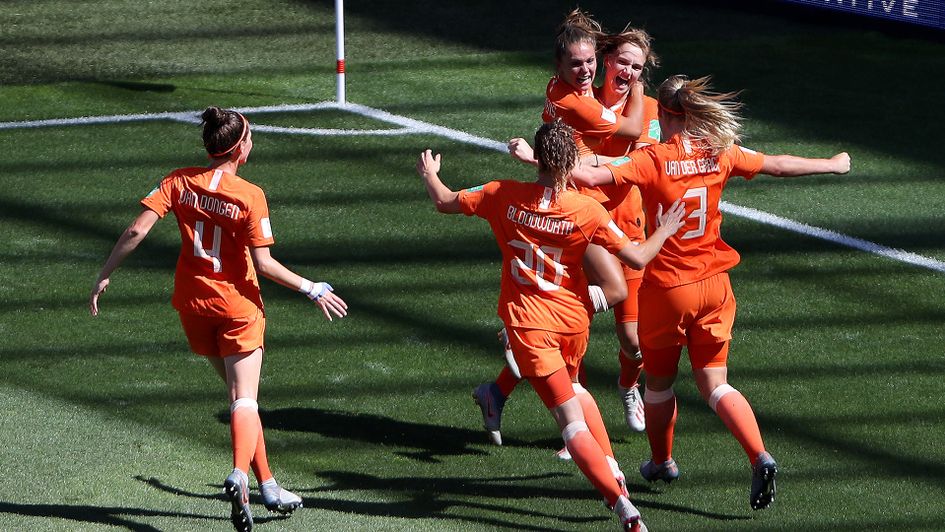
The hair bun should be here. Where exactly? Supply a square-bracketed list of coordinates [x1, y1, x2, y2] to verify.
[201, 106, 226, 126]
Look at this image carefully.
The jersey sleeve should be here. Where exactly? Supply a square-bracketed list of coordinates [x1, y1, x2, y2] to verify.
[588, 204, 630, 254]
[605, 148, 658, 188]
[244, 187, 275, 247]
[458, 180, 500, 219]
[557, 93, 623, 137]
[140, 174, 174, 217]
[729, 145, 766, 180]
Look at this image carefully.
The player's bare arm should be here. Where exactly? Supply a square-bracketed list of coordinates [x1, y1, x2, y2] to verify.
[249, 246, 347, 321]
[416, 149, 462, 214]
[760, 152, 851, 177]
[616, 199, 686, 270]
[89, 208, 160, 316]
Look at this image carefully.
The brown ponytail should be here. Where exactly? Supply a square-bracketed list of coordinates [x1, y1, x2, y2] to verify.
[534, 119, 579, 194]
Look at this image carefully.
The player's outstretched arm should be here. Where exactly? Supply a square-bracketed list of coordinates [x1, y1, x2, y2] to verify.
[508, 138, 539, 167]
[89, 209, 160, 317]
[250, 246, 347, 321]
[416, 149, 462, 214]
[569, 160, 618, 187]
[760, 152, 850, 177]
[616, 199, 687, 270]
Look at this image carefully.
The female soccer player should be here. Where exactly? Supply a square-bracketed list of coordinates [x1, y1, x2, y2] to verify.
[89, 107, 348, 532]
[485, 22, 662, 449]
[418, 119, 687, 531]
[570, 75, 851, 510]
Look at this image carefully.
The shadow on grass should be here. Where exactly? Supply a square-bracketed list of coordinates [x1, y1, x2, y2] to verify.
[0, 500, 228, 532]
[238, 407, 491, 463]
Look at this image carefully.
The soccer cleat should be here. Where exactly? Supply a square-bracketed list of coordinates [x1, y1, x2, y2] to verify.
[639, 459, 680, 484]
[472, 382, 506, 445]
[260, 479, 303, 514]
[613, 495, 648, 532]
[224, 469, 253, 532]
[618, 383, 646, 432]
[554, 446, 572, 461]
[605, 455, 630, 499]
[750, 452, 778, 510]
[498, 328, 521, 379]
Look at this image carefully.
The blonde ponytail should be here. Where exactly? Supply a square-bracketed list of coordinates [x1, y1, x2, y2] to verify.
[658, 75, 743, 155]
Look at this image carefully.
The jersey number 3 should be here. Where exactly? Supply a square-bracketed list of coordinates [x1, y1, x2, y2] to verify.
[193, 221, 223, 273]
[509, 240, 564, 291]
[682, 187, 708, 240]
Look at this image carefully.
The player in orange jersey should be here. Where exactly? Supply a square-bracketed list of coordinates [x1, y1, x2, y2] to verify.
[418, 119, 687, 531]
[497, 23, 662, 446]
[570, 75, 851, 511]
[89, 107, 348, 532]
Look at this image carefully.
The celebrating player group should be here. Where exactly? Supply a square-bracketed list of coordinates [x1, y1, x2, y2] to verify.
[90, 7, 849, 532]
[419, 8, 849, 532]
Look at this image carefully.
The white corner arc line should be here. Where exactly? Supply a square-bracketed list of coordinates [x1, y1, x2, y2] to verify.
[1, 101, 941, 273]
[720, 201, 945, 273]
[341, 104, 945, 273]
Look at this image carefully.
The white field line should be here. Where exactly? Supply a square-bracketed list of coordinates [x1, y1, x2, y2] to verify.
[2, 101, 942, 273]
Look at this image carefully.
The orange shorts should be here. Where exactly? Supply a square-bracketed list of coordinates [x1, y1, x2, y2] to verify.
[178, 308, 265, 358]
[642, 341, 730, 378]
[613, 275, 642, 324]
[506, 326, 588, 378]
[638, 272, 736, 351]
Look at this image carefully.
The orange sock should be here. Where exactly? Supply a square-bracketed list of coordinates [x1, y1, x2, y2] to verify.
[574, 385, 615, 458]
[250, 416, 273, 483]
[617, 349, 643, 388]
[495, 366, 520, 398]
[709, 384, 765, 463]
[643, 387, 677, 463]
[563, 421, 622, 507]
[230, 398, 260, 474]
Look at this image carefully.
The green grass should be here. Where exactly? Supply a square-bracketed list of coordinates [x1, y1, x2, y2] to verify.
[1, 0, 944, 530]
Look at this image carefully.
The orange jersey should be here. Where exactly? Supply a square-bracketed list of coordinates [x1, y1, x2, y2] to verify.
[606, 135, 766, 288]
[542, 76, 625, 157]
[141, 167, 275, 318]
[590, 94, 656, 280]
[596, 95, 661, 156]
[458, 180, 630, 333]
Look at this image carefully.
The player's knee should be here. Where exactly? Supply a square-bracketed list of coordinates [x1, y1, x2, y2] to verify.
[644, 385, 674, 405]
[230, 397, 259, 413]
[561, 420, 590, 442]
[571, 382, 588, 395]
[707, 383, 737, 412]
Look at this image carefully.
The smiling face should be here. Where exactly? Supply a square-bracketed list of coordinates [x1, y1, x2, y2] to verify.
[557, 40, 597, 93]
[604, 43, 645, 96]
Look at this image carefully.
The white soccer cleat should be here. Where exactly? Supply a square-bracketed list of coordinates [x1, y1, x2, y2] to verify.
[472, 382, 506, 445]
[613, 495, 647, 532]
[223, 469, 253, 532]
[618, 383, 646, 432]
[260, 479, 303, 514]
[554, 446, 572, 460]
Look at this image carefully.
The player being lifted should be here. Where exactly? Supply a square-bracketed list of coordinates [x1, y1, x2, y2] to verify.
[90, 107, 348, 532]
[476, 10, 661, 453]
[417, 118, 687, 531]
[569, 75, 851, 510]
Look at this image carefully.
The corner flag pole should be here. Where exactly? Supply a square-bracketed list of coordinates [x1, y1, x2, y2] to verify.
[335, 0, 346, 105]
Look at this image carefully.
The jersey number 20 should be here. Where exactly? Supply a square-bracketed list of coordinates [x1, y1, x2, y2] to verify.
[509, 240, 564, 291]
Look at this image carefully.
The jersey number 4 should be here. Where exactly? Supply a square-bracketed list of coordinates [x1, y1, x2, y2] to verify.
[193, 221, 222, 273]
[509, 240, 564, 291]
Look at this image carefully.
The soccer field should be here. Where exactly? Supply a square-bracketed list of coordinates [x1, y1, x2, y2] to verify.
[2, 1, 944, 530]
